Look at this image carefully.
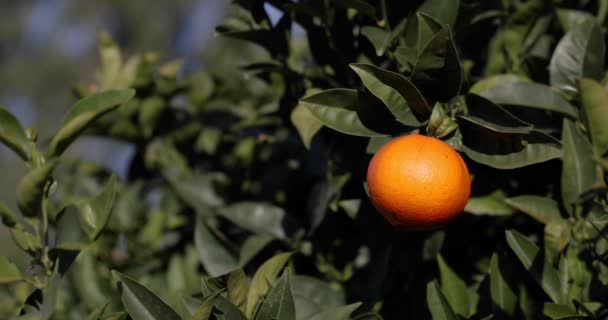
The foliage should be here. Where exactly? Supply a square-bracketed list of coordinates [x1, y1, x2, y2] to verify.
[1, 0, 608, 319]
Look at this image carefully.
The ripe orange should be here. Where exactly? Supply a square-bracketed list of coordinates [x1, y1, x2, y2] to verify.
[366, 134, 470, 230]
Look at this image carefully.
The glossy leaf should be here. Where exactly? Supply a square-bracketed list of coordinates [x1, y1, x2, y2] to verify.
[217, 202, 286, 239]
[579, 78, 608, 157]
[350, 63, 429, 126]
[48, 89, 135, 157]
[549, 19, 604, 92]
[543, 303, 586, 319]
[427, 103, 457, 138]
[226, 269, 248, 313]
[505, 230, 564, 304]
[291, 102, 323, 149]
[291, 275, 345, 320]
[561, 120, 596, 214]
[192, 290, 223, 320]
[194, 215, 238, 277]
[461, 124, 561, 169]
[246, 252, 293, 318]
[437, 255, 469, 317]
[255, 269, 295, 320]
[76, 175, 118, 240]
[361, 18, 407, 56]
[418, 0, 460, 26]
[461, 94, 533, 134]
[465, 190, 514, 216]
[477, 81, 578, 118]
[113, 271, 181, 320]
[469, 74, 529, 95]
[16, 159, 58, 216]
[426, 280, 457, 320]
[489, 253, 517, 316]
[504, 195, 561, 224]
[0, 106, 30, 160]
[300, 89, 387, 137]
[307, 303, 362, 320]
[0, 256, 23, 283]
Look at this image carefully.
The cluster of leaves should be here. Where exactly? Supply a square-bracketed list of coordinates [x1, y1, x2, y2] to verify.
[1, 0, 608, 319]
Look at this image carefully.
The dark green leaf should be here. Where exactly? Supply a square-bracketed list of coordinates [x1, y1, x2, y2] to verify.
[193, 290, 224, 320]
[300, 89, 387, 137]
[16, 159, 58, 216]
[426, 280, 457, 320]
[418, 0, 460, 26]
[427, 103, 457, 138]
[461, 94, 533, 134]
[350, 63, 429, 126]
[72, 251, 112, 309]
[0, 201, 20, 227]
[561, 119, 597, 214]
[195, 215, 238, 277]
[113, 271, 181, 320]
[0, 256, 23, 283]
[465, 190, 514, 216]
[255, 269, 295, 320]
[469, 74, 529, 95]
[550, 19, 605, 92]
[361, 18, 407, 56]
[246, 252, 293, 318]
[167, 172, 227, 213]
[366, 136, 392, 154]
[437, 255, 469, 317]
[461, 125, 561, 169]
[307, 303, 362, 320]
[291, 102, 323, 149]
[48, 89, 135, 157]
[218, 202, 286, 239]
[555, 9, 595, 32]
[579, 78, 608, 157]
[504, 195, 561, 224]
[543, 303, 587, 319]
[331, 0, 376, 19]
[544, 221, 571, 262]
[226, 269, 248, 313]
[238, 234, 274, 267]
[477, 82, 578, 118]
[505, 230, 564, 304]
[76, 175, 118, 240]
[423, 231, 445, 262]
[0, 106, 30, 160]
[108, 181, 145, 232]
[489, 253, 517, 316]
[291, 275, 345, 320]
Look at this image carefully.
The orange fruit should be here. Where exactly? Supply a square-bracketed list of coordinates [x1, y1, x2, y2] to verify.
[366, 134, 470, 230]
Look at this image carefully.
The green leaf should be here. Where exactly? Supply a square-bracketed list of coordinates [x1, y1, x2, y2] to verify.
[0, 256, 23, 283]
[550, 19, 605, 92]
[427, 103, 457, 138]
[307, 303, 362, 320]
[226, 269, 248, 313]
[489, 253, 517, 316]
[0, 201, 20, 227]
[465, 190, 514, 216]
[412, 26, 462, 102]
[418, 0, 460, 26]
[426, 280, 457, 320]
[192, 290, 224, 320]
[423, 231, 445, 262]
[167, 172, 227, 213]
[504, 195, 562, 224]
[217, 202, 287, 239]
[113, 271, 181, 320]
[246, 252, 294, 318]
[300, 89, 387, 137]
[331, 0, 376, 19]
[194, 215, 238, 277]
[544, 221, 571, 262]
[76, 175, 118, 240]
[461, 94, 533, 134]
[16, 159, 58, 216]
[543, 303, 587, 319]
[361, 18, 407, 56]
[437, 255, 469, 317]
[366, 136, 392, 154]
[561, 120, 597, 214]
[291, 102, 323, 149]
[469, 74, 529, 95]
[461, 126, 561, 169]
[72, 251, 112, 309]
[555, 9, 595, 32]
[255, 269, 295, 320]
[9, 225, 40, 252]
[291, 275, 345, 320]
[477, 81, 578, 118]
[48, 89, 134, 156]
[238, 234, 274, 267]
[579, 78, 608, 157]
[108, 181, 145, 232]
[505, 230, 564, 304]
[0, 106, 30, 160]
[350, 63, 429, 126]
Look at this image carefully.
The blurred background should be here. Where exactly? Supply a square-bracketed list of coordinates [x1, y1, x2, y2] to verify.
[0, 0, 258, 259]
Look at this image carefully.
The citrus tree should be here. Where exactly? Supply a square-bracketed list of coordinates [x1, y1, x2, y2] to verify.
[1, 0, 608, 319]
